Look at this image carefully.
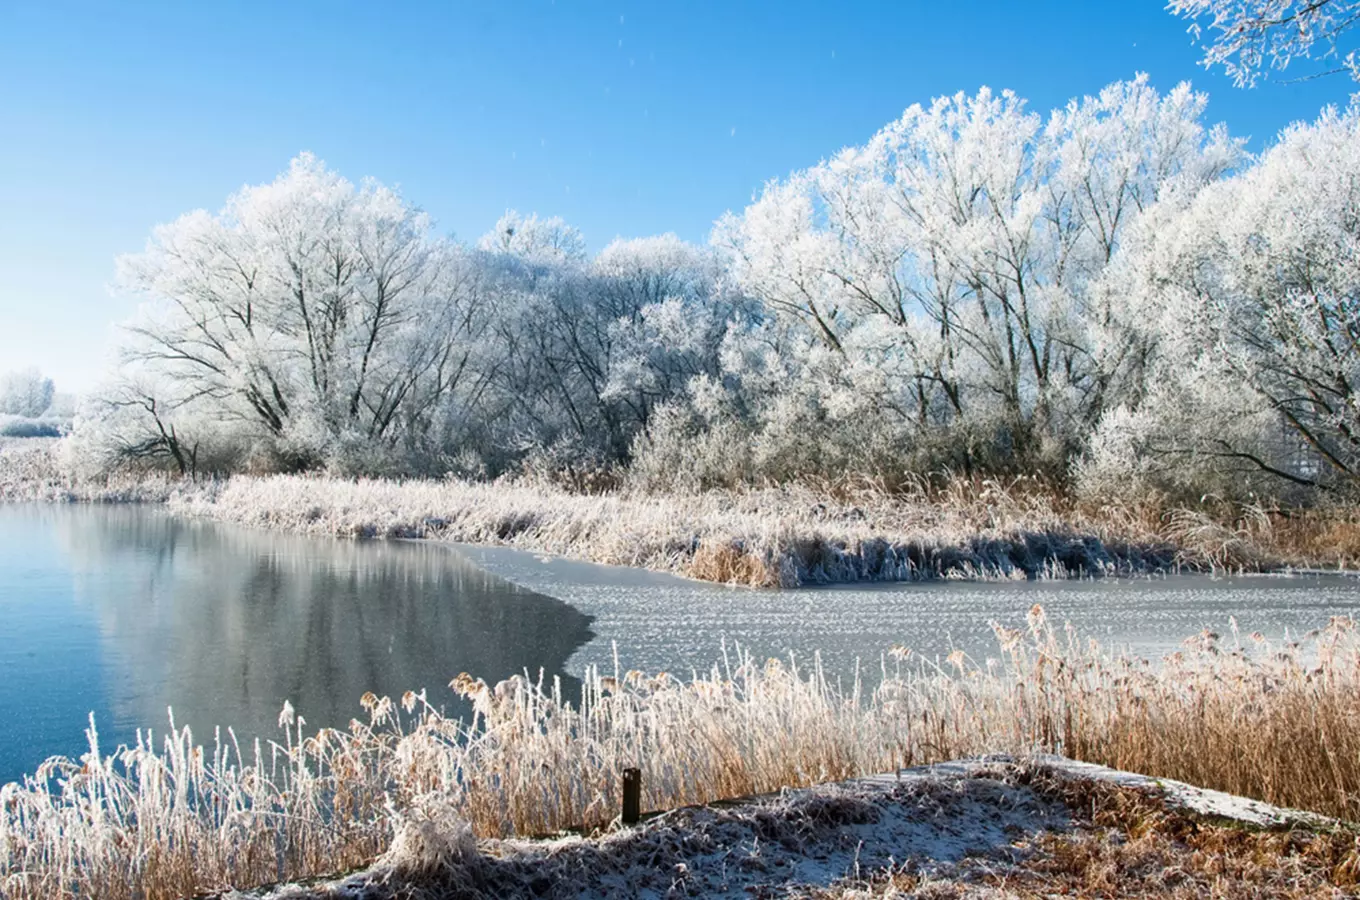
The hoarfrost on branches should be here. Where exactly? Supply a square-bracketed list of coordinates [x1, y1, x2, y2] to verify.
[0, 368, 55, 418]
[1092, 100, 1360, 496]
[712, 75, 1239, 480]
[94, 158, 735, 478]
[76, 79, 1360, 505]
[1169, 0, 1360, 85]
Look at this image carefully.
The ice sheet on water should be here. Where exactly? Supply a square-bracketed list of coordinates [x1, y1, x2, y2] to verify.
[446, 543, 1360, 685]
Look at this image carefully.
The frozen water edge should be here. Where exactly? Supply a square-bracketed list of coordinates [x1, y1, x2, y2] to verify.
[443, 539, 1360, 689]
[211, 756, 1344, 900]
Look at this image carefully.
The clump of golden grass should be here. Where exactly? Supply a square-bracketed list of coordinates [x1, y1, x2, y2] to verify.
[1264, 506, 1360, 571]
[688, 540, 786, 586]
[1163, 506, 1275, 571]
[4, 612, 1359, 899]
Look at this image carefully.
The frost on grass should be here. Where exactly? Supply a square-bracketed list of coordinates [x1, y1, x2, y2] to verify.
[5, 438, 1341, 587]
[211, 760, 1360, 900]
[6, 613, 1360, 900]
[213, 764, 1073, 900]
[164, 471, 1198, 588]
[0, 437, 176, 503]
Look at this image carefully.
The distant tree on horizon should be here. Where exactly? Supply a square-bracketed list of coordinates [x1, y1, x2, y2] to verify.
[0, 367, 55, 417]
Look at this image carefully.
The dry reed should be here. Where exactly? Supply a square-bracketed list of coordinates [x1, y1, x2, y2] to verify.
[3, 611, 1359, 899]
[166, 472, 1196, 586]
[15, 440, 1360, 585]
[0, 439, 176, 504]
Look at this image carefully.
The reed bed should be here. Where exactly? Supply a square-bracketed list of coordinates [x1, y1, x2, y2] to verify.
[3, 610, 1359, 900]
[0, 439, 176, 504]
[166, 473, 1192, 586]
[4, 440, 1338, 585]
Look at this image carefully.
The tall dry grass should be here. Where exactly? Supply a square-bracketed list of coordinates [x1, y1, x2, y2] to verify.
[0, 439, 176, 504]
[166, 472, 1195, 586]
[13, 439, 1355, 585]
[4, 611, 1359, 900]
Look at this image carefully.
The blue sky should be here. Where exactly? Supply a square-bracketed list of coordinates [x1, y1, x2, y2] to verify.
[0, 1, 1352, 391]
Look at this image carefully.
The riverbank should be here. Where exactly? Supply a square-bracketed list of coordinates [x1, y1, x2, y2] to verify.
[4, 611, 1358, 899]
[3, 437, 1315, 587]
[8, 435, 1360, 587]
[209, 758, 1358, 900]
[169, 472, 1189, 587]
[0, 438, 177, 504]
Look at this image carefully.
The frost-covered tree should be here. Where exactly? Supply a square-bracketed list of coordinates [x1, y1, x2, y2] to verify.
[476, 228, 741, 468]
[476, 210, 587, 264]
[1169, 0, 1360, 85]
[66, 375, 212, 476]
[111, 153, 493, 471]
[594, 236, 745, 439]
[1088, 101, 1360, 497]
[0, 367, 55, 417]
[102, 160, 738, 479]
[86, 81, 1360, 502]
[715, 75, 1239, 478]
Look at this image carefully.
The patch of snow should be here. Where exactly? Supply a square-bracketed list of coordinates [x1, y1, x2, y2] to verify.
[1028, 754, 1340, 830]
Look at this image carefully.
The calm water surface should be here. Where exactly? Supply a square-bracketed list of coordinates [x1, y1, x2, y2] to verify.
[0, 505, 593, 784]
[5, 503, 1360, 785]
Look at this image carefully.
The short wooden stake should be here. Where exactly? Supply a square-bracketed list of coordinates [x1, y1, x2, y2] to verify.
[622, 767, 641, 825]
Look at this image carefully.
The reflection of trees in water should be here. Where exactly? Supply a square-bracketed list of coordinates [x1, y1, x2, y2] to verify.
[52, 506, 593, 746]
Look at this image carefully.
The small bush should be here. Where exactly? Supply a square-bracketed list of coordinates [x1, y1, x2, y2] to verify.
[0, 416, 65, 438]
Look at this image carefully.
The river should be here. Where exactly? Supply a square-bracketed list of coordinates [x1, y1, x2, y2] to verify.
[4, 503, 1360, 785]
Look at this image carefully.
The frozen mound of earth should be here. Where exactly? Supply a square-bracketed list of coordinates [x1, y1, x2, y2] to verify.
[204, 756, 1349, 900]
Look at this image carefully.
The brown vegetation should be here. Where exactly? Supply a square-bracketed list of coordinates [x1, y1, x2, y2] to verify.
[10, 437, 1360, 585]
[4, 612, 1360, 899]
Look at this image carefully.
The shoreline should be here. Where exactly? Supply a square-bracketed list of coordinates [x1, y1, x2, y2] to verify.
[4, 565, 1358, 898]
[0, 438, 1248, 589]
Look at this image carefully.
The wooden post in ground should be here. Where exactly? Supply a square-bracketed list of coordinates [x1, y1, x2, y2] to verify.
[622, 767, 641, 825]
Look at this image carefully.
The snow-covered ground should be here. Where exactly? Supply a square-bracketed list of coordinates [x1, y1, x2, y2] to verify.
[213, 757, 1345, 900]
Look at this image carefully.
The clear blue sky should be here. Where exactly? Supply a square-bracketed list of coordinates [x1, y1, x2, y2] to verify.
[0, 0, 1352, 391]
